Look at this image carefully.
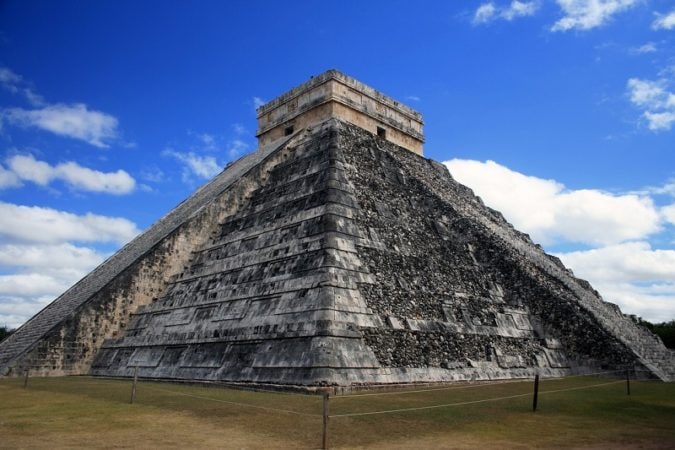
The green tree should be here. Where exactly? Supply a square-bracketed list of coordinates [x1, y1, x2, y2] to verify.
[0, 326, 14, 342]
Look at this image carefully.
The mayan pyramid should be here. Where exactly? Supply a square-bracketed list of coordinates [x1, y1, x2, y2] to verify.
[1, 70, 673, 387]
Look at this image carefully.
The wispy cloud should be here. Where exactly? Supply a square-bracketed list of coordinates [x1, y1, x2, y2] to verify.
[652, 9, 675, 30]
[0, 67, 120, 148]
[551, 0, 638, 32]
[3, 154, 135, 194]
[626, 77, 675, 132]
[252, 96, 265, 109]
[0, 67, 45, 106]
[232, 123, 247, 135]
[629, 42, 657, 55]
[472, 1, 539, 25]
[3, 104, 119, 148]
[163, 127, 252, 183]
[163, 149, 222, 181]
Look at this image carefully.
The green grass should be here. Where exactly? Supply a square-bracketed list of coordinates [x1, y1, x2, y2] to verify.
[0, 376, 673, 449]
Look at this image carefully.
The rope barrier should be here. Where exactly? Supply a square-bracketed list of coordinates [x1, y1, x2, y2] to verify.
[538, 380, 624, 395]
[32, 373, 640, 421]
[331, 379, 625, 418]
[540, 369, 625, 380]
[332, 392, 533, 417]
[335, 370, 627, 398]
[142, 384, 321, 417]
[335, 379, 525, 398]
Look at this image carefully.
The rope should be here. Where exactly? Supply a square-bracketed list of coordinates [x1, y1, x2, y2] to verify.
[336, 371, 626, 398]
[332, 392, 533, 417]
[142, 384, 321, 417]
[331, 380, 624, 418]
[541, 369, 625, 380]
[335, 379, 525, 398]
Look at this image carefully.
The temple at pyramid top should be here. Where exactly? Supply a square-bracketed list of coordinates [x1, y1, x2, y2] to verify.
[256, 69, 425, 155]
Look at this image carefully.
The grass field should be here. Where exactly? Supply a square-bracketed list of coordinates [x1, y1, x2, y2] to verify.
[0, 375, 674, 449]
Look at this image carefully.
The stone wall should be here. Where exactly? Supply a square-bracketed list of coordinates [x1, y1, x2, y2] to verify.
[256, 70, 424, 155]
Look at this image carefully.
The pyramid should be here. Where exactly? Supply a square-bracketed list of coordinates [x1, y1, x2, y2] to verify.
[1, 70, 672, 387]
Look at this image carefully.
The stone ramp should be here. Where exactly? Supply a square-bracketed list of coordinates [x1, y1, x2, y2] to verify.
[0, 134, 298, 376]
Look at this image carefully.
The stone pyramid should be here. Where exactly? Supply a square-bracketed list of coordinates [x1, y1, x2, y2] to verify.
[1, 70, 672, 387]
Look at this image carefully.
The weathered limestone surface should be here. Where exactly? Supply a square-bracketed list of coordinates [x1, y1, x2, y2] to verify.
[2, 117, 672, 386]
[0, 133, 299, 376]
[87, 119, 672, 386]
[256, 70, 425, 155]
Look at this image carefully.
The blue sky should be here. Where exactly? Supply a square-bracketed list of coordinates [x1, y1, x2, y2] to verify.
[0, 0, 674, 328]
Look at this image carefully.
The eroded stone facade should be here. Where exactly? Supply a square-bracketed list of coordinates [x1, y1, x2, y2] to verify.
[256, 70, 424, 155]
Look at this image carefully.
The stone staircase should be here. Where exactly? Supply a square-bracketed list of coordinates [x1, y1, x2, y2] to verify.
[0, 134, 298, 376]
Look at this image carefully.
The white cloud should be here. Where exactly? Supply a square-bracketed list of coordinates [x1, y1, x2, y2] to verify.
[444, 159, 661, 246]
[556, 242, 675, 322]
[163, 149, 222, 180]
[652, 10, 675, 30]
[405, 95, 421, 102]
[7, 154, 52, 185]
[551, 0, 638, 32]
[473, 3, 498, 24]
[0, 203, 137, 328]
[0, 244, 108, 328]
[472, 1, 538, 25]
[3, 103, 119, 148]
[0, 243, 104, 273]
[663, 204, 675, 226]
[502, 0, 539, 20]
[0, 202, 140, 245]
[5, 154, 135, 194]
[626, 77, 675, 132]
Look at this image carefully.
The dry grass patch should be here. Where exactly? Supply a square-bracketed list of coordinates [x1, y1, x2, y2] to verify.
[0, 376, 673, 449]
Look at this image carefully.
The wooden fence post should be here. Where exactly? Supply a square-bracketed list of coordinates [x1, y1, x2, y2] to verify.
[322, 392, 330, 450]
[532, 374, 540, 412]
[626, 368, 631, 396]
[130, 366, 138, 404]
